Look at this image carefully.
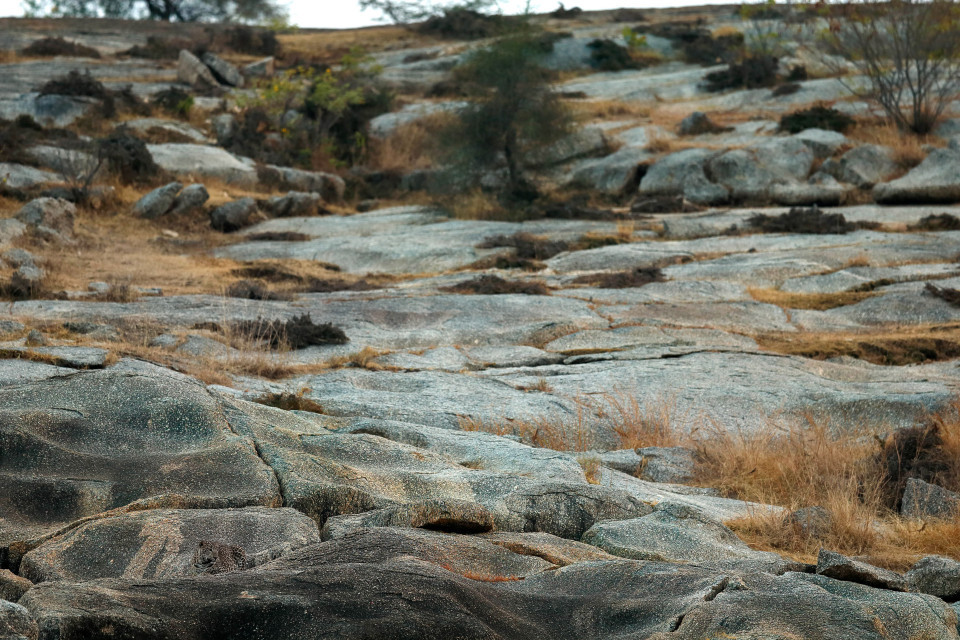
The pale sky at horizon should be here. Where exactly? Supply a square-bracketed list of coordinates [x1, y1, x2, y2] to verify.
[0, 0, 720, 29]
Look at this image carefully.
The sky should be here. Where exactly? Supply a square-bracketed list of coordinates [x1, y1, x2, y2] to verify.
[0, 0, 717, 29]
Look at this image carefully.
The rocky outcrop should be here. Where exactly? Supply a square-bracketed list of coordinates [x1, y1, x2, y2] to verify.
[874, 148, 960, 204]
[901, 478, 960, 519]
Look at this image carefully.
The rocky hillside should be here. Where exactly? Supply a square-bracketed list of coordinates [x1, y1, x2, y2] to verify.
[4, 7, 960, 640]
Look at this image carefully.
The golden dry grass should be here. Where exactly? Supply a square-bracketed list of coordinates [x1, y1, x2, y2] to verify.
[277, 26, 431, 65]
[755, 324, 960, 365]
[847, 121, 943, 174]
[367, 112, 455, 172]
[748, 287, 878, 311]
[572, 99, 653, 122]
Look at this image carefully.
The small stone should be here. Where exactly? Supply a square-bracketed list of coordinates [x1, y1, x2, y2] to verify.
[133, 182, 183, 219]
[243, 56, 275, 78]
[168, 183, 210, 217]
[0, 320, 25, 335]
[210, 197, 262, 232]
[211, 114, 237, 144]
[263, 191, 321, 218]
[87, 281, 111, 294]
[901, 477, 960, 519]
[816, 549, 907, 591]
[25, 329, 47, 346]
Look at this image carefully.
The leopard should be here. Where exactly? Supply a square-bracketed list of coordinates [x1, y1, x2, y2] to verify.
[192, 540, 247, 575]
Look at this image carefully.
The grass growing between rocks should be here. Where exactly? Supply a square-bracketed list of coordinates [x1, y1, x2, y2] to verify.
[755, 324, 960, 365]
[747, 287, 877, 311]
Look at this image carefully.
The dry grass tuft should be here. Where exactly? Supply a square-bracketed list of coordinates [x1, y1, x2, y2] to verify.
[578, 455, 602, 484]
[756, 324, 960, 365]
[748, 287, 877, 311]
[368, 112, 455, 172]
[572, 99, 652, 122]
[848, 122, 941, 174]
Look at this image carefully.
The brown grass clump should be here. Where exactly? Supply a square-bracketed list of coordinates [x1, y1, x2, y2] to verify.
[229, 314, 349, 350]
[477, 232, 569, 260]
[748, 207, 878, 234]
[748, 287, 877, 311]
[254, 388, 326, 414]
[442, 275, 550, 296]
[848, 122, 939, 173]
[926, 282, 960, 306]
[368, 113, 454, 172]
[910, 213, 960, 231]
[572, 267, 664, 289]
[22, 36, 100, 58]
[756, 325, 960, 365]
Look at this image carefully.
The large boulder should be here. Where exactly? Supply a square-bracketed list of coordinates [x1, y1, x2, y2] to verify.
[132, 181, 183, 219]
[874, 148, 960, 204]
[262, 191, 322, 218]
[15, 198, 75, 241]
[567, 147, 650, 194]
[0, 571, 32, 603]
[19, 507, 320, 583]
[638, 148, 728, 205]
[18, 527, 960, 640]
[581, 502, 798, 572]
[707, 137, 814, 202]
[147, 144, 257, 186]
[200, 52, 244, 88]
[823, 144, 898, 188]
[0, 364, 282, 569]
[794, 128, 848, 159]
[524, 126, 608, 168]
[901, 478, 960, 519]
[177, 50, 220, 89]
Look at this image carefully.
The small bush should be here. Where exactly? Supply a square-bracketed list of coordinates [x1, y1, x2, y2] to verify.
[22, 37, 100, 59]
[442, 275, 550, 295]
[477, 232, 569, 260]
[780, 105, 855, 134]
[772, 83, 801, 97]
[587, 39, 642, 71]
[226, 280, 285, 301]
[749, 207, 860, 234]
[123, 36, 194, 60]
[231, 314, 349, 350]
[38, 70, 115, 116]
[304, 277, 379, 293]
[704, 55, 779, 92]
[153, 86, 194, 119]
[418, 8, 506, 39]
[682, 33, 745, 66]
[911, 213, 960, 231]
[551, 4, 583, 19]
[572, 267, 664, 288]
[220, 26, 280, 56]
[97, 131, 161, 185]
[926, 283, 960, 306]
[254, 390, 326, 413]
[876, 423, 955, 510]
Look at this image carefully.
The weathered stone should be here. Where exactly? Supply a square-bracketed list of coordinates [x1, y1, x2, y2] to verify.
[147, 144, 256, 186]
[177, 49, 219, 89]
[582, 502, 798, 572]
[816, 549, 907, 591]
[0, 320, 25, 335]
[121, 118, 209, 143]
[262, 191, 321, 218]
[0, 249, 35, 269]
[20, 507, 319, 582]
[243, 56, 275, 78]
[788, 505, 833, 538]
[0, 600, 36, 640]
[566, 146, 650, 194]
[210, 197, 262, 232]
[794, 128, 848, 159]
[678, 111, 727, 136]
[907, 555, 960, 601]
[638, 148, 728, 205]
[167, 183, 209, 216]
[9, 265, 44, 297]
[771, 172, 848, 206]
[0, 164, 59, 190]
[132, 181, 182, 219]
[874, 148, 960, 204]
[211, 113, 236, 144]
[15, 198, 75, 241]
[201, 52, 243, 87]
[636, 446, 696, 484]
[525, 126, 608, 168]
[263, 165, 345, 202]
[823, 144, 897, 188]
[901, 478, 960, 519]
[0, 571, 32, 603]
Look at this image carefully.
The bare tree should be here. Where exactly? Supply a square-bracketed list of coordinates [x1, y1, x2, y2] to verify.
[814, 0, 960, 134]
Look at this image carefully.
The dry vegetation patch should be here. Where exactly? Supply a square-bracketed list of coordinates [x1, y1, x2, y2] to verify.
[756, 325, 960, 365]
[748, 287, 877, 311]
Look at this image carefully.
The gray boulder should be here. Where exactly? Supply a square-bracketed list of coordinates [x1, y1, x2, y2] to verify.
[0, 600, 36, 640]
[678, 111, 728, 136]
[582, 502, 798, 572]
[567, 146, 650, 194]
[133, 181, 183, 219]
[901, 478, 960, 519]
[263, 191, 321, 218]
[907, 555, 960, 601]
[771, 171, 848, 206]
[816, 549, 907, 591]
[638, 148, 728, 205]
[1, 249, 35, 269]
[168, 183, 209, 216]
[147, 144, 257, 186]
[525, 126, 608, 168]
[243, 57, 275, 78]
[707, 137, 814, 202]
[0, 163, 59, 190]
[824, 144, 898, 188]
[211, 114, 236, 144]
[15, 197, 75, 241]
[788, 505, 833, 538]
[19, 507, 320, 582]
[874, 148, 960, 204]
[177, 49, 220, 89]
[201, 52, 244, 87]
[263, 166, 345, 202]
[210, 197, 262, 232]
[794, 128, 848, 159]
[636, 446, 696, 484]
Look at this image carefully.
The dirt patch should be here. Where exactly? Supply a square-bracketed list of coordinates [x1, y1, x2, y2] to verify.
[442, 275, 550, 295]
[572, 267, 664, 288]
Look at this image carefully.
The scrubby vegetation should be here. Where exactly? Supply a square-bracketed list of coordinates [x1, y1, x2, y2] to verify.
[749, 207, 877, 234]
[230, 314, 349, 350]
[780, 105, 855, 134]
[442, 274, 550, 295]
[22, 36, 100, 58]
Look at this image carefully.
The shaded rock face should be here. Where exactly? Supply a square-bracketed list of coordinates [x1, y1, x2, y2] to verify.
[19, 507, 320, 583]
[874, 148, 960, 204]
[901, 478, 960, 519]
[908, 555, 960, 602]
[15, 198, 75, 242]
[816, 549, 907, 591]
[17, 527, 960, 640]
[0, 365, 282, 567]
